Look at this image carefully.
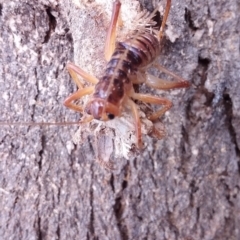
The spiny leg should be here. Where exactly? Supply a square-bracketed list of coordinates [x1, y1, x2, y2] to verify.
[104, 0, 121, 61]
[65, 63, 99, 112]
[129, 71, 146, 84]
[153, 63, 190, 87]
[67, 62, 98, 86]
[127, 98, 143, 149]
[67, 63, 83, 89]
[131, 66, 190, 89]
[64, 86, 95, 112]
[131, 92, 173, 122]
[134, 63, 189, 90]
[158, 0, 171, 40]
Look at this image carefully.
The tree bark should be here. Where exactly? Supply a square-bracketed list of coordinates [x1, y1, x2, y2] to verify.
[0, 0, 239, 239]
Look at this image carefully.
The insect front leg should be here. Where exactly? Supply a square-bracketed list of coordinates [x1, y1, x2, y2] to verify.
[64, 86, 95, 112]
[104, 0, 122, 61]
[67, 62, 98, 86]
[130, 92, 173, 122]
[64, 62, 99, 112]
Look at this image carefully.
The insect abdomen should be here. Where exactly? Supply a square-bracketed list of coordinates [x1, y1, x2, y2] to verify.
[121, 32, 160, 68]
[93, 31, 160, 106]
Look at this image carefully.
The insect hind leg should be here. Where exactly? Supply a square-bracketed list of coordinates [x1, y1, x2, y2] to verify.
[145, 63, 190, 90]
[104, 0, 122, 61]
[158, 0, 172, 40]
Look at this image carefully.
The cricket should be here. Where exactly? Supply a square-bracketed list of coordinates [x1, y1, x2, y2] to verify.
[0, 0, 190, 164]
[64, 0, 190, 149]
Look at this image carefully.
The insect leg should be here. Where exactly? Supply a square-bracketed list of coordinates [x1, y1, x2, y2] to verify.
[129, 71, 146, 84]
[64, 86, 95, 112]
[127, 98, 143, 148]
[158, 0, 172, 40]
[67, 62, 99, 86]
[104, 0, 121, 61]
[65, 62, 98, 112]
[130, 92, 173, 122]
[145, 63, 190, 89]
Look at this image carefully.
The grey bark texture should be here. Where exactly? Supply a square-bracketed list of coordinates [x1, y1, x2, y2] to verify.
[0, 0, 239, 239]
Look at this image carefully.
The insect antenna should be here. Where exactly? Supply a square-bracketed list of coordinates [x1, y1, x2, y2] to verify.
[0, 121, 81, 126]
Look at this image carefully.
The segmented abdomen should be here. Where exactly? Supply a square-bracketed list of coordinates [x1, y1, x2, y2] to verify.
[121, 31, 160, 68]
[93, 31, 160, 105]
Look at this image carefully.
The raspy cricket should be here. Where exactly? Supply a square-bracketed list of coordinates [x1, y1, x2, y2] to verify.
[64, 0, 190, 149]
[0, 0, 190, 168]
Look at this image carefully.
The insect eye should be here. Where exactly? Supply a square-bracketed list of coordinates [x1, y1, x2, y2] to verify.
[107, 113, 115, 120]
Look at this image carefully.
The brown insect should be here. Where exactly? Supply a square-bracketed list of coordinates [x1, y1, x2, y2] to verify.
[64, 0, 190, 148]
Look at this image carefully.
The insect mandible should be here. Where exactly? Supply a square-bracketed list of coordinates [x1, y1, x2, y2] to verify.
[64, 0, 190, 148]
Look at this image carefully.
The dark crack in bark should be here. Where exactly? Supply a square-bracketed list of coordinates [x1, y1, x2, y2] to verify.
[113, 164, 130, 240]
[43, 7, 57, 44]
[184, 8, 198, 31]
[223, 92, 240, 172]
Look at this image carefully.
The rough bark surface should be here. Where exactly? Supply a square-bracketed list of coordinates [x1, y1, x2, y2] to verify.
[0, 0, 239, 239]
